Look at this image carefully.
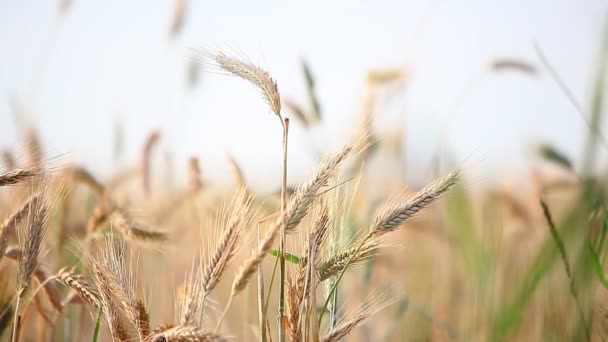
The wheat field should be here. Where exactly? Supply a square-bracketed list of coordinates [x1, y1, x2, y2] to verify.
[1, 2, 608, 342]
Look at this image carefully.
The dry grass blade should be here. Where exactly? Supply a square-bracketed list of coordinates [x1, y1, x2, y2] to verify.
[284, 146, 352, 233]
[111, 208, 168, 242]
[0, 169, 37, 187]
[56, 267, 100, 308]
[371, 170, 460, 236]
[151, 325, 227, 342]
[214, 51, 282, 115]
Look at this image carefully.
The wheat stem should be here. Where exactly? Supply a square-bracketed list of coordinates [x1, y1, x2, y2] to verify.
[278, 117, 289, 342]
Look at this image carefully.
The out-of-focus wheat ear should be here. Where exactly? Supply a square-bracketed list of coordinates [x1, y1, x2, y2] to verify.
[284, 98, 311, 128]
[136, 299, 150, 337]
[489, 58, 538, 76]
[85, 199, 115, 236]
[56, 267, 101, 308]
[23, 127, 42, 172]
[226, 153, 250, 195]
[0, 193, 40, 263]
[168, 0, 186, 39]
[57, 0, 72, 17]
[370, 170, 460, 236]
[18, 200, 49, 295]
[188, 157, 203, 194]
[367, 67, 407, 85]
[151, 325, 227, 342]
[0, 168, 37, 187]
[65, 166, 105, 196]
[33, 266, 62, 312]
[284, 146, 352, 234]
[4, 247, 62, 312]
[317, 239, 379, 282]
[2, 150, 16, 169]
[213, 51, 282, 116]
[320, 293, 395, 342]
[141, 130, 161, 196]
[111, 208, 168, 242]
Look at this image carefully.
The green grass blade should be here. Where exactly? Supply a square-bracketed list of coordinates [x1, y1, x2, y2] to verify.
[92, 305, 103, 342]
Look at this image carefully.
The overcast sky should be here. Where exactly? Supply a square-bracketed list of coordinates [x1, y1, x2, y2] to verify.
[0, 0, 607, 191]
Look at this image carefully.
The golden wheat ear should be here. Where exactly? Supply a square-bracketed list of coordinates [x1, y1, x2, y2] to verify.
[201, 50, 282, 116]
[0, 193, 41, 264]
[371, 169, 460, 236]
[283, 145, 353, 234]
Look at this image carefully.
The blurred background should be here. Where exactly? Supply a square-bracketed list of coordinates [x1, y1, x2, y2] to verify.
[1, 0, 607, 191]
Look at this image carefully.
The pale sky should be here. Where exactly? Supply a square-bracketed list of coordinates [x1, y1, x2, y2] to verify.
[0, 0, 607, 191]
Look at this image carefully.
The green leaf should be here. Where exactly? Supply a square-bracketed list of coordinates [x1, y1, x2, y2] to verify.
[589, 242, 608, 289]
[92, 305, 103, 342]
[269, 250, 301, 264]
